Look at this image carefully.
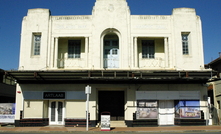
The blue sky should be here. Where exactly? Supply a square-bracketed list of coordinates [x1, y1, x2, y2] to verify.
[0, 0, 220, 70]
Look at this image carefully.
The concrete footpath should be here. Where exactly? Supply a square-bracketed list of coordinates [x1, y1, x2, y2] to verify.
[0, 126, 221, 133]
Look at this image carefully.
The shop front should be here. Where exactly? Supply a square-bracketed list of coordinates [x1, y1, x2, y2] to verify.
[5, 70, 213, 127]
[16, 88, 86, 127]
[134, 91, 205, 126]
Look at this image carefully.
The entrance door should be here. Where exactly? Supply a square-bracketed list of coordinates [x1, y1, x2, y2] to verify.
[158, 100, 174, 125]
[49, 101, 64, 125]
[104, 40, 119, 68]
[98, 91, 124, 121]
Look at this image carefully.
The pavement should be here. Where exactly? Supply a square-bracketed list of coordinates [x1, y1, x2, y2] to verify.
[0, 125, 221, 133]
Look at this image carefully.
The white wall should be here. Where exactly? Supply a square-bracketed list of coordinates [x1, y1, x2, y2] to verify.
[18, 1, 205, 70]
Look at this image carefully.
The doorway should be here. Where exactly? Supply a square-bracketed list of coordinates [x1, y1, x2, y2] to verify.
[49, 100, 65, 125]
[98, 91, 124, 121]
[158, 100, 174, 125]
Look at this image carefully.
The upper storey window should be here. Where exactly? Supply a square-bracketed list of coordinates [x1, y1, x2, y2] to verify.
[142, 40, 155, 59]
[182, 33, 189, 55]
[33, 34, 41, 55]
[68, 40, 81, 58]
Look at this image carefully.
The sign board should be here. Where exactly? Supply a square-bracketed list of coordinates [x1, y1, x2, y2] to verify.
[0, 103, 15, 123]
[85, 85, 91, 94]
[43, 92, 65, 99]
[101, 115, 110, 131]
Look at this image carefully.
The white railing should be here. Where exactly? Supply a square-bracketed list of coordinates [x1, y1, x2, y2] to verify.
[139, 57, 164, 68]
[57, 58, 85, 69]
[103, 58, 119, 68]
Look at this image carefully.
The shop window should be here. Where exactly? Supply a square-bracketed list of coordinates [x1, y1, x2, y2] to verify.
[68, 40, 81, 58]
[136, 100, 158, 119]
[142, 40, 155, 59]
[175, 100, 200, 119]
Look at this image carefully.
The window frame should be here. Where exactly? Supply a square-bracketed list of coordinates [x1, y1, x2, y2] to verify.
[182, 32, 190, 55]
[32, 34, 41, 56]
[142, 40, 155, 59]
[68, 40, 81, 59]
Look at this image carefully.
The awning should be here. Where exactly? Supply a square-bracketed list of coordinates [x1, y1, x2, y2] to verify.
[5, 70, 216, 84]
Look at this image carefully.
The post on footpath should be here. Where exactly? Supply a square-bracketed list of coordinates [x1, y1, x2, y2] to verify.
[85, 85, 91, 131]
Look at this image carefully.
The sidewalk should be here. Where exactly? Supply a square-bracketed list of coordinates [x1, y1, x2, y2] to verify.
[0, 125, 221, 133]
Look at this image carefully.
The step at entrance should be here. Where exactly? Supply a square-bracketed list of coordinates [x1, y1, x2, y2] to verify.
[110, 121, 127, 127]
[96, 121, 127, 128]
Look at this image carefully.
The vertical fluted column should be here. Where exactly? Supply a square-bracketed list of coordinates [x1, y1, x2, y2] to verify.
[164, 37, 168, 68]
[54, 37, 58, 68]
[134, 37, 138, 68]
[85, 37, 89, 68]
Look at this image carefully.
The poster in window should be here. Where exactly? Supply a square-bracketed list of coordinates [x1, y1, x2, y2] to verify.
[0, 103, 15, 123]
[175, 100, 200, 119]
[137, 101, 158, 119]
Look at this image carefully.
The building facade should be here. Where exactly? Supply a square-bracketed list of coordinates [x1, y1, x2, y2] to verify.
[206, 55, 221, 125]
[6, 0, 214, 127]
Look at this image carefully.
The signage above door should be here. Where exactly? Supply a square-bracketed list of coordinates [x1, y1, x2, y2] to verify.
[43, 92, 65, 99]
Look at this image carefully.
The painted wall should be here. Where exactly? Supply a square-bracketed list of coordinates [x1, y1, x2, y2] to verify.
[66, 101, 86, 119]
[15, 83, 208, 121]
[23, 100, 43, 118]
[18, 0, 205, 70]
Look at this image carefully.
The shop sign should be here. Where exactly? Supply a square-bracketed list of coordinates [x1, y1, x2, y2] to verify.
[43, 92, 65, 99]
[0, 103, 15, 123]
[101, 115, 110, 131]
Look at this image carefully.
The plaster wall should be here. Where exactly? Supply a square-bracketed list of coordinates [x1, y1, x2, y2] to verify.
[23, 100, 43, 118]
[15, 84, 23, 120]
[18, 0, 204, 70]
[66, 101, 86, 118]
[16, 83, 208, 121]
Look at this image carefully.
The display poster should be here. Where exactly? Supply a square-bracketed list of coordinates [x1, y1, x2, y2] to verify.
[101, 115, 110, 131]
[175, 100, 201, 118]
[136, 101, 158, 119]
[0, 103, 15, 123]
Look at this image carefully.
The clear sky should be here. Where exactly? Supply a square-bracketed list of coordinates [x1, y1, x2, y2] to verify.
[0, 0, 220, 70]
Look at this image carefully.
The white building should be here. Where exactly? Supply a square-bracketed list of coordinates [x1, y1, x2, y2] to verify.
[6, 0, 214, 127]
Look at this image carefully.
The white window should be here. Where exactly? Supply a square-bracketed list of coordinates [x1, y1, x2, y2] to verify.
[33, 34, 41, 55]
[182, 33, 190, 55]
[68, 40, 81, 58]
[142, 40, 155, 59]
